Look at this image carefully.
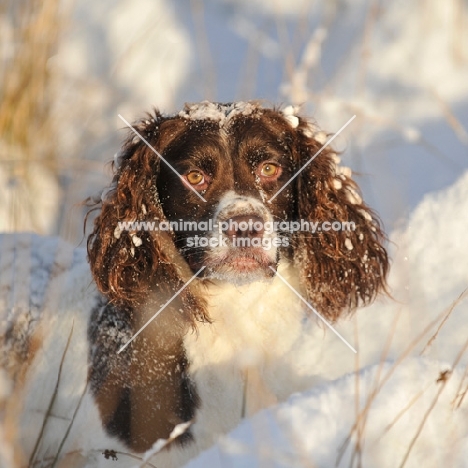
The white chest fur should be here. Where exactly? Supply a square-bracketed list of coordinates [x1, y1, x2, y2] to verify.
[184, 261, 320, 448]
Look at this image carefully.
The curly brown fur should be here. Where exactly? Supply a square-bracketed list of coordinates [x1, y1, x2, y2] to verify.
[87, 112, 208, 325]
[85, 101, 389, 453]
[292, 119, 388, 321]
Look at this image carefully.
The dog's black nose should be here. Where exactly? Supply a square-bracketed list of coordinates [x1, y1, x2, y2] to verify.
[225, 215, 264, 240]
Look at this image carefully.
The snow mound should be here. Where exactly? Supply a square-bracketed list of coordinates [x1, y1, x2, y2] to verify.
[0, 234, 87, 374]
[186, 169, 468, 467]
[186, 358, 468, 468]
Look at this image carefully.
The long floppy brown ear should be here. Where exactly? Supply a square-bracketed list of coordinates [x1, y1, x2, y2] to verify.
[87, 111, 208, 324]
[292, 120, 389, 322]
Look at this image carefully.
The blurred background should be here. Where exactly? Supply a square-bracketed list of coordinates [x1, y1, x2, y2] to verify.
[1, 0, 467, 244]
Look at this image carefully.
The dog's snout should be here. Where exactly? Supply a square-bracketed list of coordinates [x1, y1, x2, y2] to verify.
[225, 215, 264, 239]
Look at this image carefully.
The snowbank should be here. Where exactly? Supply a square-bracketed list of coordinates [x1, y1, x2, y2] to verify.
[185, 169, 468, 467]
[186, 359, 468, 468]
[1, 165, 467, 468]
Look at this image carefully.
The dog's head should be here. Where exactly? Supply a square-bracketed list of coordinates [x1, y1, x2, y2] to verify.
[87, 101, 388, 322]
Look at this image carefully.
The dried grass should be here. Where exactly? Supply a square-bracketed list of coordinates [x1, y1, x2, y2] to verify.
[0, 0, 63, 232]
[1, 1, 468, 467]
[336, 289, 468, 467]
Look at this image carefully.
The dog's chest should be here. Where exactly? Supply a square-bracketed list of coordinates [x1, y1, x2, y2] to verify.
[183, 263, 307, 438]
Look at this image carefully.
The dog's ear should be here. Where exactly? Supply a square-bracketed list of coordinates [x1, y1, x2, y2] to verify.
[291, 120, 389, 322]
[87, 112, 208, 323]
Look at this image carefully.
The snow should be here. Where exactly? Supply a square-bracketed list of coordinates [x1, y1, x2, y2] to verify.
[312, 131, 328, 145]
[186, 359, 468, 468]
[1, 0, 468, 466]
[345, 187, 362, 205]
[283, 114, 299, 128]
[2, 0, 466, 241]
[141, 421, 194, 463]
[185, 169, 468, 466]
[336, 166, 352, 178]
[178, 101, 259, 125]
[0, 234, 86, 371]
[332, 179, 342, 190]
[131, 234, 143, 246]
[113, 225, 122, 239]
[1, 168, 467, 468]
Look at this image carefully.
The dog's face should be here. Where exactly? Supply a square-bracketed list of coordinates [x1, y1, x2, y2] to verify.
[155, 106, 298, 283]
[88, 102, 389, 321]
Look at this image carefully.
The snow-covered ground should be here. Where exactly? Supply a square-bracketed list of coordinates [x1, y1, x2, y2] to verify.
[186, 168, 468, 467]
[1, 0, 468, 466]
[1, 163, 466, 468]
[187, 359, 468, 468]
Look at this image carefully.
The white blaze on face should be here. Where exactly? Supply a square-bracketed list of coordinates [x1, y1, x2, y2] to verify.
[202, 191, 279, 283]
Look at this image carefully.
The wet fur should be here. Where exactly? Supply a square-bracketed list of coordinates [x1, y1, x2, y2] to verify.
[86, 102, 389, 456]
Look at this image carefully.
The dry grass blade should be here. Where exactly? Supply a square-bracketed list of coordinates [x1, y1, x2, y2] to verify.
[452, 362, 468, 409]
[420, 288, 468, 356]
[398, 338, 468, 468]
[371, 383, 431, 446]
[430, 89, 468, 145]
[50, 381, 88, 468]
[357, 0, 379, 96]
[0, 0, 63, 232]
[28, 322, 74, 467]
[0, 0, 60, 154]
[350, 318, 363, 468]
[336, 308, 403, 466]
[189, 0, 217, 100]
[347, 310, 406, 467]
[347, 311, 402, 467]
[336, 303, 457, 467]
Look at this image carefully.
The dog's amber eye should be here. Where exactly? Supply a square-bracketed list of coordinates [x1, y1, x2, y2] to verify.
[260, 163, 279, 177]
[186, 171, 204, 185]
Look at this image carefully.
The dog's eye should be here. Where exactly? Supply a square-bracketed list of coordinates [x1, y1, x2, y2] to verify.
[260, 163, 280, 178]
[186, 171, 204, 185]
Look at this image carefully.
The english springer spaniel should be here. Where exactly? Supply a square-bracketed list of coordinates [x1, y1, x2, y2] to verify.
[84, 101, 388, 465]
[0, 102, 388, 468]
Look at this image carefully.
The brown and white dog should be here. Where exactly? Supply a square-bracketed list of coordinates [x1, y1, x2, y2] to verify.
[0, 101, 388, 467]
[84, 101, 388, 464]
